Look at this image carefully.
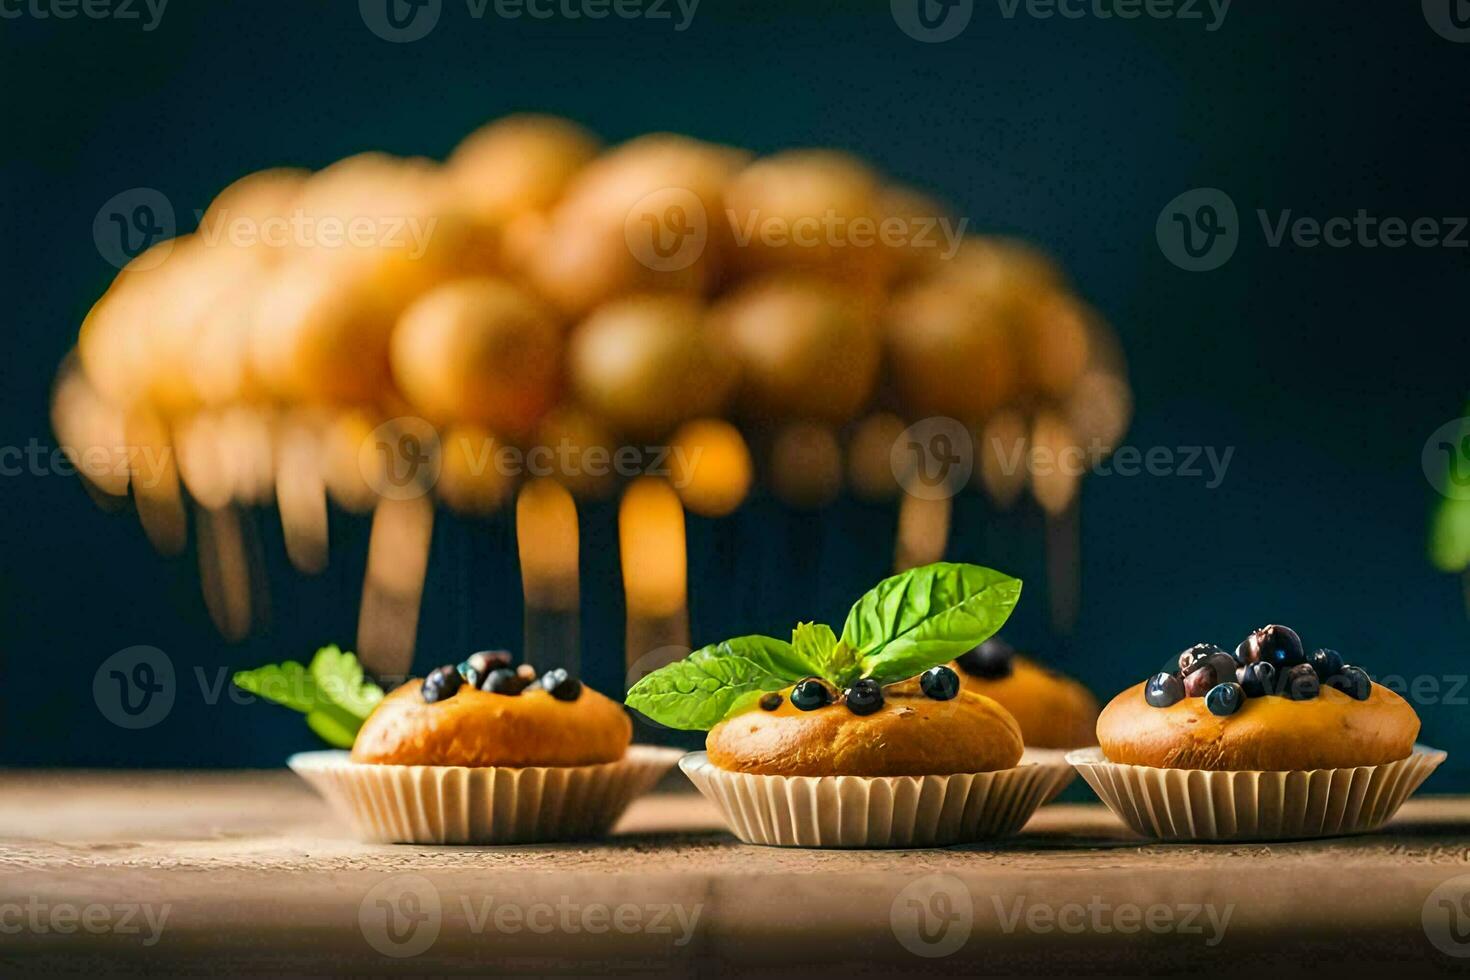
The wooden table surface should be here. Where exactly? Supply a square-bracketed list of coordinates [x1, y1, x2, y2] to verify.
[3, 770, 1470, 976]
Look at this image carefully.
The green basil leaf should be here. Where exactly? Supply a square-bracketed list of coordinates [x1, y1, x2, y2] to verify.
[305, 708, 362, 750]
[789, 622, 841, 679]
[309, 644, 384, 721]
[232, 661, 317, 714]
[625, 635, 808, 730]
[791, 622, 865, 687]
[840, 562, 1022, 685]
[234, 645, 385, 748]
[1431, 496, 1470, 573]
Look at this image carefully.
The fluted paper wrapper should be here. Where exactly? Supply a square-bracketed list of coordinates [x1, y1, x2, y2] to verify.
[1066, 744, 1446, 842]
[1021, 746, 1078, 803]
[679, 751, 1071, 848]
[288, 745, 683, 844]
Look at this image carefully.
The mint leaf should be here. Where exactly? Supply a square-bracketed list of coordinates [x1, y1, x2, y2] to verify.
[625, 636, 809, 730]
[840, 562, 1022, 685]
[233, 645, 385, 749]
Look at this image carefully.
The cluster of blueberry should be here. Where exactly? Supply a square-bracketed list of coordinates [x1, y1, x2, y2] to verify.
[1145, 625, 1372, 717]
[421, 650, 583, 704]
[955, 637, 1014, 680]
[759, 665, 963, 716]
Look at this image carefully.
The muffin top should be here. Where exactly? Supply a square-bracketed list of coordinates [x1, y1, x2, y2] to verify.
[351, 652, 631, 767]
[707, 678, 1022, 776]
[626, 560, 1028, 777]
[1097, 624, 1419, 771]
[951, 637, 1098, 749]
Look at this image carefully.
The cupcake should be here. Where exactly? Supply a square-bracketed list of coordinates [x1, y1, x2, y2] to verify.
[1069, 624, 1445, 841]
[243, 647, 680, 843]
[628, 561, 1072, 847]
[952, 636, 1099, 749]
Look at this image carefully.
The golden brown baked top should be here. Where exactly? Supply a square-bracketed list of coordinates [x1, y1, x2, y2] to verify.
[955, 654, 1099, 750]
[1097, 680, 1419, 771]
[351, 680, 632, 767]
[706, 680, 1023, 777]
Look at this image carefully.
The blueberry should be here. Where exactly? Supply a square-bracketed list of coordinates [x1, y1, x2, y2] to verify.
[955, 637, 1014, 679]
[759, 692, 783, 711]
[462, 650, 514, 688]
[1284, 662, 1319, 700]
[1240, 625, 1306, 670]
[422, 665, 463, 703]
[1183, 667, 1217, 698]
[483, 667, 528, 695]
[791, 677, 834, 711]
[1145, 672, 1185, 708]
[845, 678, 885, 715]
[1178, 643, 1226, 673]
[1310, 648, 1344, 679]
[458, 660, 483, 688]
[1236, 661, 1276, 698]
[539, 668, 583, 701]
[1325, 664, 1371, 701]
[920, 665, 960, 701]
[1202, 653, 1239, 686]
[1205, 681, 1244, 716]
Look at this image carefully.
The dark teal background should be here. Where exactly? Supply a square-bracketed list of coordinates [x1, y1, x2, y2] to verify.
[2, 2, 1466, 779]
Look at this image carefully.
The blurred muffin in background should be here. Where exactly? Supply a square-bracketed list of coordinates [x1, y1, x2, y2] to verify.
[529, 134, 749, 315]
[712, 274, 879, 426]
[952, 637, 1099, 750]
[875, 183, 957, 286]
[883, 274, 1019, 422]
[568, 293, 735, 440]
[449, 114, 602, 276]
[448, 114, 601, 223]
[197, 167, 310, 264]
[249, 259, 409, 404]
[722, 150, 893, 303]
[390, 277, 562, 438]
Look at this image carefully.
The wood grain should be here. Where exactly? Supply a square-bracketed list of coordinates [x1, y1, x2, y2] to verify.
[2, 771, 1469, 975]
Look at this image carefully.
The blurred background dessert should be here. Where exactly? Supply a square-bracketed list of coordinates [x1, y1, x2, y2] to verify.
[54, 114, 1132, 715]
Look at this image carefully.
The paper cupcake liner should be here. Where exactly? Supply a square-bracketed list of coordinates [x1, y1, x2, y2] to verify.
[679, 751, 1069, 848]
[1021, 746, 1079, 804]
[1065, 744, 1446, 842]
[288, 744, 684, 844]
